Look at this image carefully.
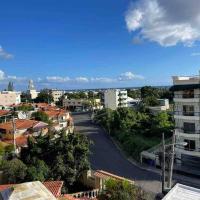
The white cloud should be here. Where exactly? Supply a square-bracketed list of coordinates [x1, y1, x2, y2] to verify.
[0, 70, 26, 82]
[75, 77, 89, 83]
[46, 76, 70, 83]
[0, 46, 13, 59]
[0, 70, 5, 80]
[125, 0, 200, 47]
[118, 71, 144, 81]
[91, 77, 115, 83]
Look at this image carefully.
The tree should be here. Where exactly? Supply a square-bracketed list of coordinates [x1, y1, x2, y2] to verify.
[26, 159, 49, 181]
[31, 111, 50, 124]
[98, 179, 146, 200]
[16, 104, 34, 112]
[1, 158, 27, 183]
[35, 89, 53, 103]
[20, 131, 90, 191]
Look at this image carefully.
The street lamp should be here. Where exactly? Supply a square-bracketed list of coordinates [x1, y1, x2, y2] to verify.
[161, 132, 187, 194]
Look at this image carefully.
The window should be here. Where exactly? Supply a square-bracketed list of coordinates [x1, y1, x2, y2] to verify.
[182, 90, 194, 98]
[183, 105, 194, 116]
[183, 122, 195, 133]
[184, 139, 196, 151]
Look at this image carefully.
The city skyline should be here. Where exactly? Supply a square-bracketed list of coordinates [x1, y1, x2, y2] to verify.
[1, 0, 200, 90]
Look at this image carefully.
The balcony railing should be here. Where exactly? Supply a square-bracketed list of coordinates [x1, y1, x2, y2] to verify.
[70, 189, 99, 199]
[174, 94, 200, 98]
[174, 111, 200, 116]
[175, 127, 200, 134]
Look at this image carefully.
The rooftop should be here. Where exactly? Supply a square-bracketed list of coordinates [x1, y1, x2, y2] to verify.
[162, 183, 200, 200]
[0, 181, 57, 200]
[0, 119, 48, 131]
[0, 181, 63, 199]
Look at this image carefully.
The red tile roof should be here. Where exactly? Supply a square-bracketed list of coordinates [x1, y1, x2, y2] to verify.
[94, 170, 134, 183]
[2, 135, 28, 147]
[0, 119, 48, 132]
[43, 181, 63, 198]
[0, 181, 63, 198]
[0, 110, 11, 117]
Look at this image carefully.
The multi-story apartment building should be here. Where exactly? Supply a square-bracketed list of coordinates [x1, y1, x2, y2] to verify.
[171, 74, 200, 168]
[104, 89, 127, 110]
[0, 91, 21, 106]
[51, 89, 65, 102]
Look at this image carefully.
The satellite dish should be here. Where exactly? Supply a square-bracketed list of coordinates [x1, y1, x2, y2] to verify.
[18, 111, 27, 119]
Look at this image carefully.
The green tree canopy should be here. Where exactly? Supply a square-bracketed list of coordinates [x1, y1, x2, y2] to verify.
[35, 89, 53, 103]
[21, 130, 90, 190]
[98, 179, 146, 200]
[1, 158, 27, 184]
[31, 111, 50, 123]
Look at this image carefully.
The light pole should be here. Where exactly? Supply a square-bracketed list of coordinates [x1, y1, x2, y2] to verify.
[161, 131, 187, 193]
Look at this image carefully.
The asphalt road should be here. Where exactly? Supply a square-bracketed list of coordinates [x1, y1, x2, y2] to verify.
[73, 112, 162, 194]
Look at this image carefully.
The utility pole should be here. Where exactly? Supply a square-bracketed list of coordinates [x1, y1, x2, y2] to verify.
[162, 132, 166, 194]
[12, 116, 16, 154]
[168, 131, 175, 189]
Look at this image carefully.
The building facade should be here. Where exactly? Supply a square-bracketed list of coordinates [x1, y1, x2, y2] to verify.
[51, 89, 65, 102]
[171, 75, 200, 168]
[104, 89, 127, 110]
[0, 91, 21, 106]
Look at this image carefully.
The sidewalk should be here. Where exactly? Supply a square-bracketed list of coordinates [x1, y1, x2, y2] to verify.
[109, 133, 200, 189]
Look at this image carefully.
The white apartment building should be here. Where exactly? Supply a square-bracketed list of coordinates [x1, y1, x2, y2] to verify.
[171, 74, 200, 168]
[0, 91, 21, 106]
[104, 89, 127, 110]
[51, 89, 65, 102]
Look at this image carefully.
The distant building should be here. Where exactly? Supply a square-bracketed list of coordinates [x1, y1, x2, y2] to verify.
[127, 97, 141, 108]
[63, 98, 89, 111]
[148, 99, 169, 115]
[51, 89, 65, 102]
[104, 89, 128, 110]
[27, 80, 38, 99]
[170, 74, 200, 169]
[0, 91, 21, 106]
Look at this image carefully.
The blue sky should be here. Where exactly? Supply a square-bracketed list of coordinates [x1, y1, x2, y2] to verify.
[1, 0, 200, 90]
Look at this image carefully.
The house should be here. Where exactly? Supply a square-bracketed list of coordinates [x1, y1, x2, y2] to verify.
[0, 110, 12, 123]
[0, 181, 63, 200]
[162, 183, 200, 200]
[104, 89, 128, 110]
[170, 73, 200, 171]
[0, 119, 48, 137]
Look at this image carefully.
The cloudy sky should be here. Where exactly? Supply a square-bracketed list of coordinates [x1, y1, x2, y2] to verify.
[1, 0, 200, 90]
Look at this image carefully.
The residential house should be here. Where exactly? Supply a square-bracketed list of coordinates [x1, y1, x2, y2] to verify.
[0, 119, 48, 137]
[43, 109, 74, 133]
[0, 110, 12, 123]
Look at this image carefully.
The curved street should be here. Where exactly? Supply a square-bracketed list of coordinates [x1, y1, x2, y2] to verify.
[73, 112, 200, 194]
[73, 112, 162, 194]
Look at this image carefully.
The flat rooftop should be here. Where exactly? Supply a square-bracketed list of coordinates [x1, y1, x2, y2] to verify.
[162, 183, 200, 200]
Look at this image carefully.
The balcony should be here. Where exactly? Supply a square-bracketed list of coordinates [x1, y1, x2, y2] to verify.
[174, 111, 200, 120]
[174, 94, 200, 103]
[175, 128, 200, 138]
